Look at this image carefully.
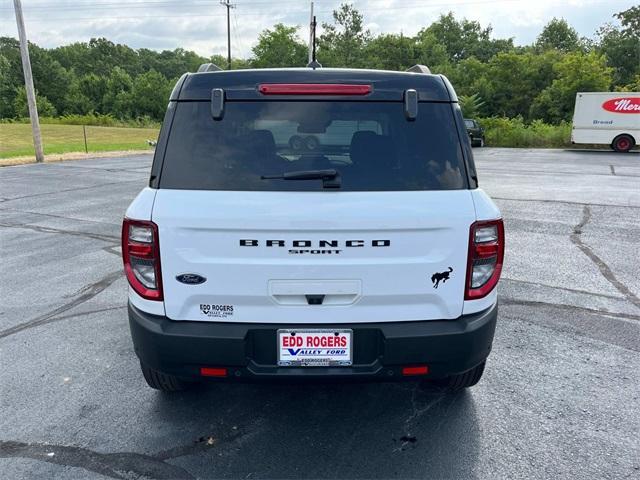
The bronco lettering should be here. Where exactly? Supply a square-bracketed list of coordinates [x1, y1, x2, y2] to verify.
[240, 239, 390, 247]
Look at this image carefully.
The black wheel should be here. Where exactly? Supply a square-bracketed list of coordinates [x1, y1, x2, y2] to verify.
[140, 362, 189, 392]
[612, 134, 635, 153]
[435, 361, 486, 393]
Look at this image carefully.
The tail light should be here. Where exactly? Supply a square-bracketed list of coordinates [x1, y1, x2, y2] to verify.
[465, 219, 504, 300]
[122, 218, 163, 301]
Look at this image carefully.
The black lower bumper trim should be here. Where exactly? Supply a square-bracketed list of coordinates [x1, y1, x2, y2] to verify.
[128, 302, 497, 381]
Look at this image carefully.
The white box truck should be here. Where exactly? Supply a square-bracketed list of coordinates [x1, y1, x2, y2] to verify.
[571, 92, 640, 152]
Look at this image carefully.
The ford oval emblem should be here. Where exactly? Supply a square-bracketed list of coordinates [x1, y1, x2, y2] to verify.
[176, 273, 206, 285]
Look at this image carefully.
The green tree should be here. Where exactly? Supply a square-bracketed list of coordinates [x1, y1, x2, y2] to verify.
[417, 13, 512, 62]
[130, 70, 173, 120]
[414, 32, 450, 70]
[0, 8, 631, 123]
[441, 57, 489, 98]
[597, 6, 640, 87]
[139, 47, 208, 78]
[77, 73, 108, 113]
[252, 24, 307, 68]
[616, 5, 640, 32]
[365, 34, 418, 71]
[459, 93, 485, 117]
[102, 66, 134, 118]
[62, 77, 94, 115]
[24, 43, 72, 114]
[319, 3, 371, 67]
[0, 54, 16, 117]
[531, 51, 613, 123]
[490, 49, 562, 119]
[50, 38, 140, 77]
[210, 54, 251, 70]
[536, 18, 580, 52]
[13, 86, 57, 117]
[622, 73, 640, 91]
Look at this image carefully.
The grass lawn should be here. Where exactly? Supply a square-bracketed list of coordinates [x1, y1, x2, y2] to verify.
[0, 123, 159, 159]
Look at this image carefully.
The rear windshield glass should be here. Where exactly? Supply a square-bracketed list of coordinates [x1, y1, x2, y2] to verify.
[160, 101, 467, 191]
[464, 119, 474, 128]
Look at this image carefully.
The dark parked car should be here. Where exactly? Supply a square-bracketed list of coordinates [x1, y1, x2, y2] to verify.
[464, 119, 485, 147]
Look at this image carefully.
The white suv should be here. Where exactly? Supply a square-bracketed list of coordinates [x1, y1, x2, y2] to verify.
[122, 66, 504, 392]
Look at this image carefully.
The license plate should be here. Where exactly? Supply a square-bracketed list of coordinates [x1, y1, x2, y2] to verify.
[277, 329, 352, 367]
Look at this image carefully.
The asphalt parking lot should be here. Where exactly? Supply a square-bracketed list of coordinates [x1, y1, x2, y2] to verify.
[1, 148, 639, 479]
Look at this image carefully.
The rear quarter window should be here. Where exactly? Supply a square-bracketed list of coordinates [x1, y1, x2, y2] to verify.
[159, 101, 467, 191]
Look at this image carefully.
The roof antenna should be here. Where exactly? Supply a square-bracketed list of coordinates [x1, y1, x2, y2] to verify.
[307, 2, 321, 69]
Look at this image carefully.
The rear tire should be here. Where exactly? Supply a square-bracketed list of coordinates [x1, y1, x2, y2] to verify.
[612, 134, 635, 153]
[140, 362, 189, 392]
[435, 361, 486, 393]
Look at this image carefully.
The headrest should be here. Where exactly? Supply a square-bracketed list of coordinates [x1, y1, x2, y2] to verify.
[247, 129, 276, 155]
[350, 131, 378, 154]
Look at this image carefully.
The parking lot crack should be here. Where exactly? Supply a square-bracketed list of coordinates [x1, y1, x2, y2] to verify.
[570, 205, 640, 310]
[396, 384, 446, 451]
[0, 440, 194, 480]
[0, 221, 119, 243]
[492, 196, 640, 210]
[500, 297, 640, 322]
[502, 277, 624, 301]
[0, 207, 120, 227]
[154, 427, 257, 461]
[0, 179, 142, 204]
[0, 270, 122, 340]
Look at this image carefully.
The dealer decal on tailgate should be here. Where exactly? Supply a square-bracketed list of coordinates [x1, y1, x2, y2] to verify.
[278, 330, 353, 366]
[200, 304, 234, 318]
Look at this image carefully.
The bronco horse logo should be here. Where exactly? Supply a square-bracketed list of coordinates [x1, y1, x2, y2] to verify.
[431, 267, 453, 289]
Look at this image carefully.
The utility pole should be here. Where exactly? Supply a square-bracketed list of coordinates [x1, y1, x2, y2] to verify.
[308, 2, 314, 65]
[13, 0, 44, 163]
[220, 0, 235, 70]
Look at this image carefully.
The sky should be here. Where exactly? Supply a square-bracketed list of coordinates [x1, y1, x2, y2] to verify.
[0, 0, 635, 58]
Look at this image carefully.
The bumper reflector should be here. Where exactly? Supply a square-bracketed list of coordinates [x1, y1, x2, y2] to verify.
[200, 367, 228, 377]
[402, 365, 429, 376]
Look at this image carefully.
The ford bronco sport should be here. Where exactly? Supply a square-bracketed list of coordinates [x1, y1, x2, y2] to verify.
[122, 65, 504, 392]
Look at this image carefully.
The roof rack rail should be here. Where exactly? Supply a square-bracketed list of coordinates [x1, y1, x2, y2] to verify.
[406, 64, 431, 74]
[197, 63, 223, 73]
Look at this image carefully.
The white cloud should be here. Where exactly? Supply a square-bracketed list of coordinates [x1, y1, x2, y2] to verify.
[0, 0, 633, 58]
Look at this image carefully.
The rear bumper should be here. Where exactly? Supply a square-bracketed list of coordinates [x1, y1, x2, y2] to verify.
[128, 302, 497, 381]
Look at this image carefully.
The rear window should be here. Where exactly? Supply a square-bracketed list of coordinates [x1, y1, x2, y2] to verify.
[159, 101, 467, 191]
[464, 119, 475, 128]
